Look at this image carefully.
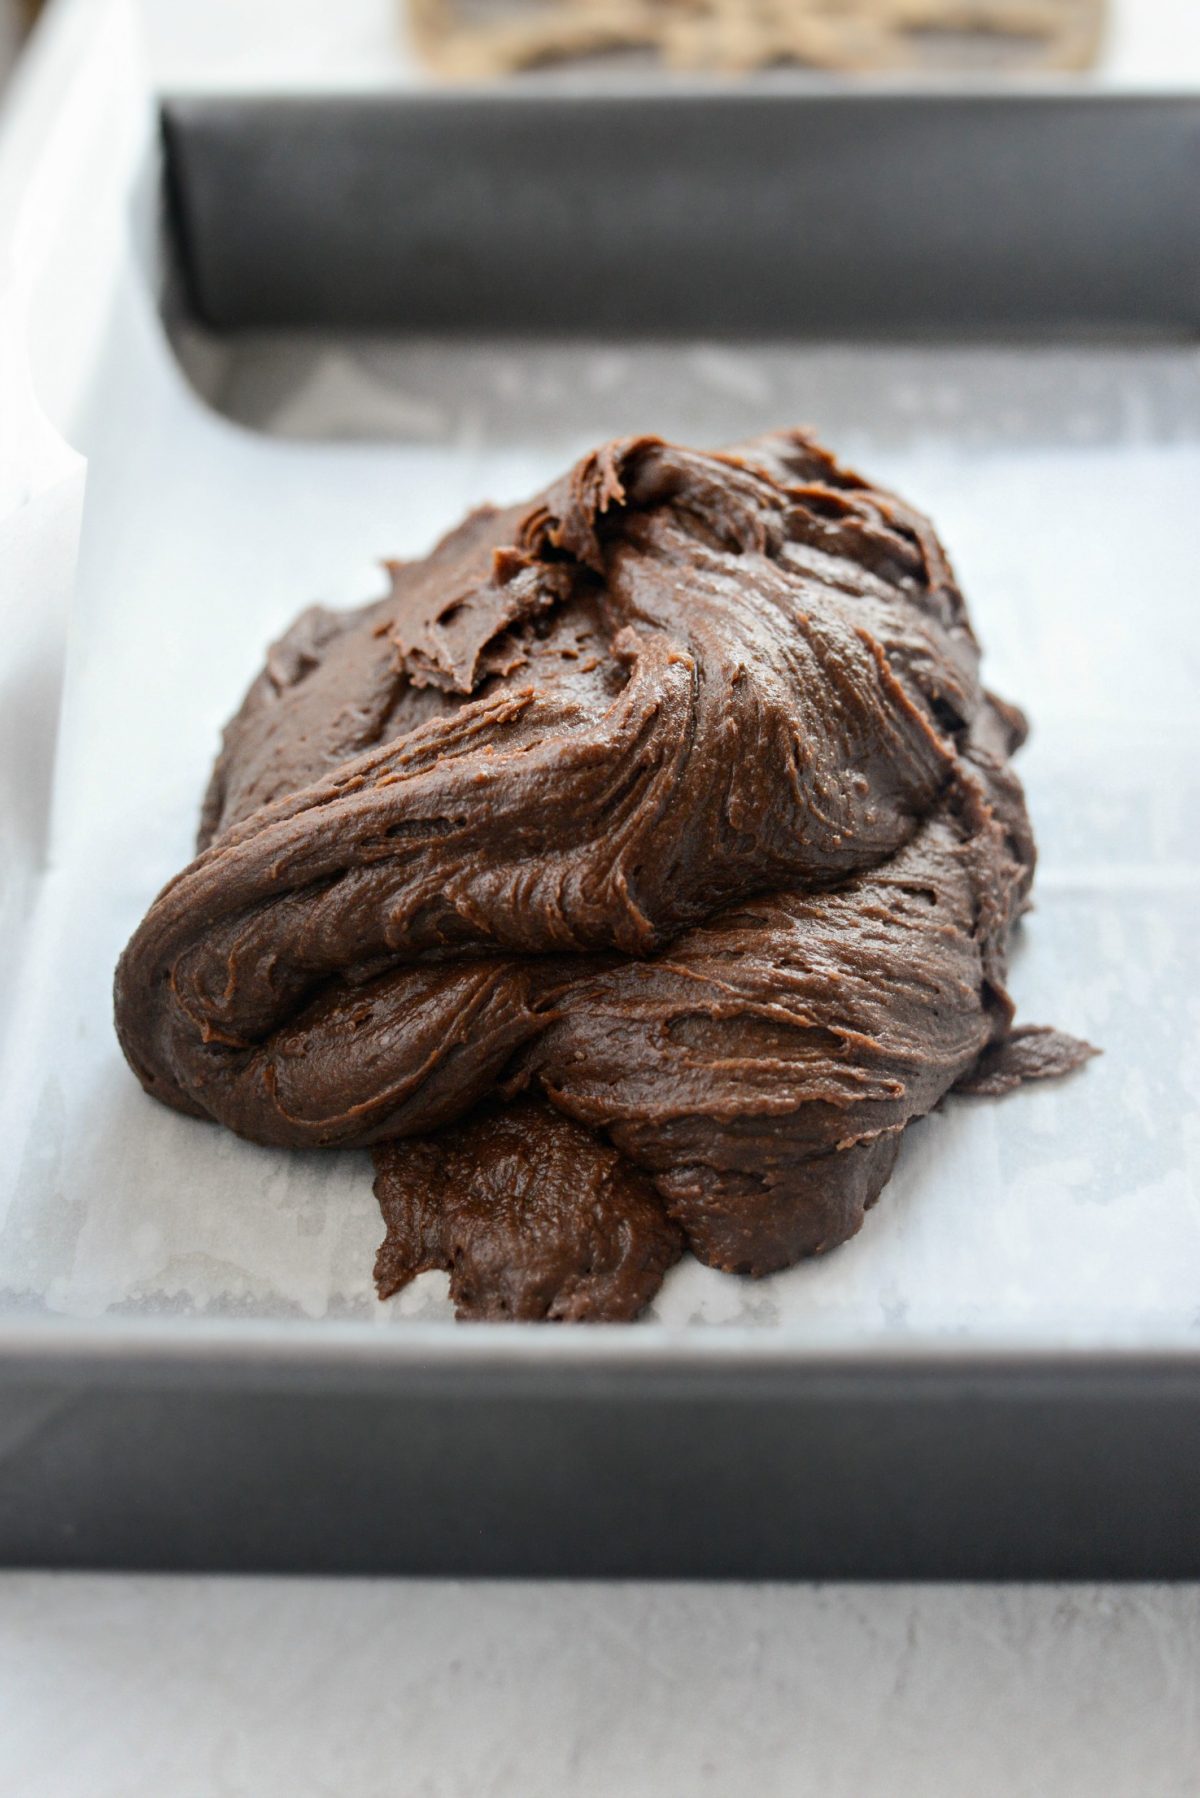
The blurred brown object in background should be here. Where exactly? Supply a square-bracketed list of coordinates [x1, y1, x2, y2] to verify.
[408, 0, 1106, 76]
[4, 0, 42, 60]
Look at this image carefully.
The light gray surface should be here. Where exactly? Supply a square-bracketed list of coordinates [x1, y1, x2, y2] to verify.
[1, 1575, 1198, 1798]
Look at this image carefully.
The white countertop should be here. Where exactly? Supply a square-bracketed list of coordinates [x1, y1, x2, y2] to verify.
[2, 4, 1198, 1794]
[2, 1576, 1198, 1797]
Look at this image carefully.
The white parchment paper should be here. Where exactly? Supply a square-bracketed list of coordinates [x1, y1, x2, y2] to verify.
[1, 15, 1197, 1337]
[5, 299, 1197, 1337]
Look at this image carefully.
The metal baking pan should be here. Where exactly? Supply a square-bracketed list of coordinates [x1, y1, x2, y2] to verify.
[166, 89, 1200, 337]
[1, 5, 1198, 1573]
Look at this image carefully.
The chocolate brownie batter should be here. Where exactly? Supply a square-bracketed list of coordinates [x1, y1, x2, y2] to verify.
[374, 1097, 683, 1321]
[114, 430, 1093, 1321]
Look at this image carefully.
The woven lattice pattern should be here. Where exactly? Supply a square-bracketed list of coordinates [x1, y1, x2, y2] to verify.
[409, 0, 1105, 76]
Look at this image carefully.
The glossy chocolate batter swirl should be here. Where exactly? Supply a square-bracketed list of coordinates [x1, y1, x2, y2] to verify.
[114, 431, 1093, 1320]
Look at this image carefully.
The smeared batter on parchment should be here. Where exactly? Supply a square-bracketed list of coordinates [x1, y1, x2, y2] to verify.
[115, 431, 1095, 1320]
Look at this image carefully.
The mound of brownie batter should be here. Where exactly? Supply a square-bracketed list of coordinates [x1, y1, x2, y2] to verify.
[114, 430, 1094, 1321]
